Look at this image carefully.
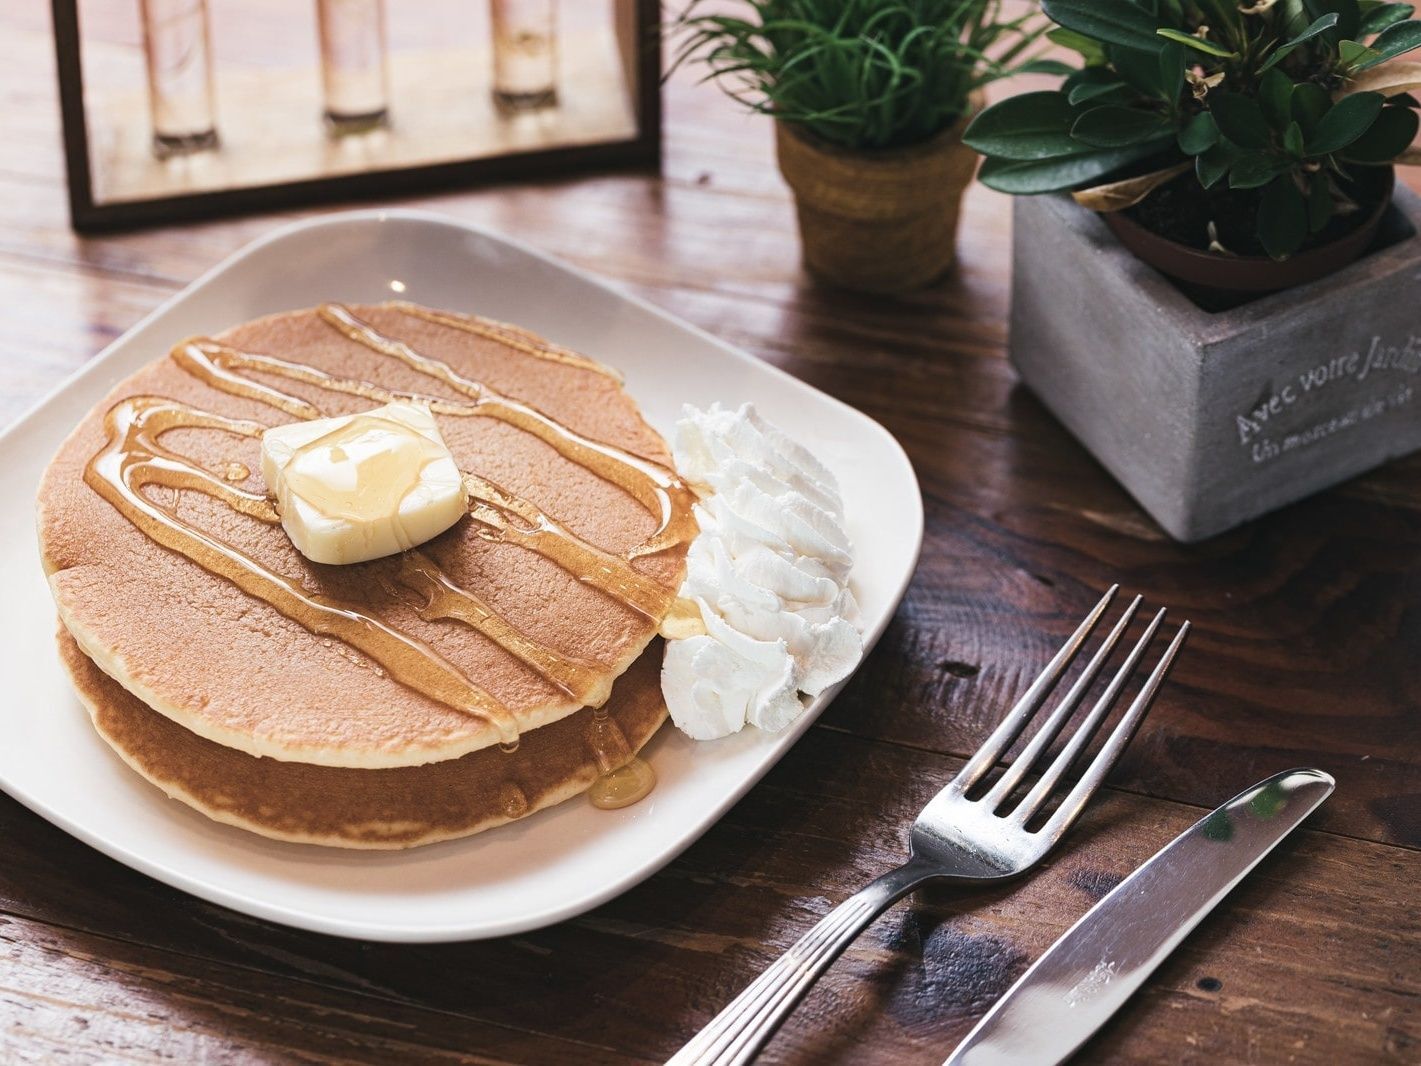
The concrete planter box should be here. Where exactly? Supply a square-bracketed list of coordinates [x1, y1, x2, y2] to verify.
[1009, 185, 1421, 542]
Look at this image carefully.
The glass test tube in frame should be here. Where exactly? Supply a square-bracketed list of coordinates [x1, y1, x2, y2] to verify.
[490, 0, 558, 113]
[139, 0, 220, 157]
[316, 0, 391, 134]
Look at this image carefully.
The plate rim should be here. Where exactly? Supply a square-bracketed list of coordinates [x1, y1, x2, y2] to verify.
[1, 209, 924, 941]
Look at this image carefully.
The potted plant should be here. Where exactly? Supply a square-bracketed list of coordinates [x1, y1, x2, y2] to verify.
[965, 0, 1421, 295]
[669, 1, 1062, 293]
[958, 0, 1421, 543]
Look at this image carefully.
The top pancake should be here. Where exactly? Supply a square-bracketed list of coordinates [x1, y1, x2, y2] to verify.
[38, 302, 690, 768]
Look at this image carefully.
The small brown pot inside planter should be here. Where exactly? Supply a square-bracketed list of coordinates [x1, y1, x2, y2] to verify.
[775, 112, 979, 294]
[1102, 167, 1396, 300]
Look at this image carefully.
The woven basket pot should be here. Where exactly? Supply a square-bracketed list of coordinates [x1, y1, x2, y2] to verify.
[775, 111, 979, 293]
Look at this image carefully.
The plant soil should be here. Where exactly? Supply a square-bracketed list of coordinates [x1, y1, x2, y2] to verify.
[1126, 167, 1391, 257]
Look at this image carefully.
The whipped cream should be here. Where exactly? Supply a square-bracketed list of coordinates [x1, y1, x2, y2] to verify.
[661, 403, 862, 740]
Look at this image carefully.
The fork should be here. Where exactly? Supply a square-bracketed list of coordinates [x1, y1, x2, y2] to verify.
[666, 586, 1189, 1066]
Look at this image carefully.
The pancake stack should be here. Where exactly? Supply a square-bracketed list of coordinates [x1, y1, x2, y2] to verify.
[37, 302, 695, 848]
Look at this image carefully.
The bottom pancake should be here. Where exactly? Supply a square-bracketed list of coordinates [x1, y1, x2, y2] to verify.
[59, 629, 667, 849]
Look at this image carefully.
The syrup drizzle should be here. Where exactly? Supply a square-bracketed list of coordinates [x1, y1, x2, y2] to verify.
[390, 301, 620, 380]
[176, 339, 679, 620]
[396, 550, 606, 703]
[86, 304, 690, 803]
[317, 302, 696, 558]
[86, 397, 521, 747]
[461, 472, 675, 621]
[586, 706, 657, 810]
[587, 759, 657, 809]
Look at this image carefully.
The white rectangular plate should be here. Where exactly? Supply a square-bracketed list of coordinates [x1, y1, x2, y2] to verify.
[0, 211, 922, 942]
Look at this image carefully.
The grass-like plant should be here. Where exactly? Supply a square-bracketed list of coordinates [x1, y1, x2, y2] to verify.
[668, 0, 1065, 151]
[964, 0, 1421, 259]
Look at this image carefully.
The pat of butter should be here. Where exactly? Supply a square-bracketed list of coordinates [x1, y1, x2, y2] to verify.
[261, 401, 467, 565]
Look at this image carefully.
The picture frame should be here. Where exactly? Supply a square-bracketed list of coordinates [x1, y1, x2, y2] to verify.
[51, 0, 662, 233]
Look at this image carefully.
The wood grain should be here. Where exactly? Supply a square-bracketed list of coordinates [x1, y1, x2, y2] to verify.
[1, 729, 1417, 1064]
[1, 5, 1419, 1064]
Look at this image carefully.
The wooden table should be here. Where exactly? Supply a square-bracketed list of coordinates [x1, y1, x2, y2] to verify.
[4, 9, 1419, 1064]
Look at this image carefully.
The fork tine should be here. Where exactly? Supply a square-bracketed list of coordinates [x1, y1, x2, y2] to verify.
[952, 585, 1118, 794]
[1035, 620, 1190, 843]
[982, 595, 1143, 811]
[1010, 607, 1167, 825]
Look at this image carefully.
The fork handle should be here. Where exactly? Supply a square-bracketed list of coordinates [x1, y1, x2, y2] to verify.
[666, 858, 940, 1066]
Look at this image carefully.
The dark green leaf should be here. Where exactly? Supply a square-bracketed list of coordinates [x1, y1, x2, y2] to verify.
[1112, 44, 1168, 96]
[1179, 110, 1219, 153]
[1196, 142, 1235, 187]
[1230, 152, 1291, 188]
[1307, 91, 1386, 153]
[1277, 0, 1311, 36]
[1307, 170, 1333, 231]
[1063, 67, 1136, 106]
[1284, 120, 1307, 156]
[1358, 3, 1415, 35]
[1304, 0, 1361, 41]
[1340, 102, 1421, 159]
[1340, 39, 1383, 66]
[1155, 27, 1236, 56]
[1289, 11, 1344, 45]
[1260, 69, 1295, 128]
[1212, 92, 1272, 148]
[1047, 27, 1108, 65]
[1063, 65, 1113, 92]
[1292, 82, 1332, 133]
[1068, 80, 1136, 105]
[1259, 14, 1341, 72]
[1157, 0, 1185, 24]
[1258, 175, 1309, 258]
[963, 93, 1083, 160]
[1071, 106, 1173, 146]
[1018, 59, 1078, 76]
[977, 137, 1175, 193]
[1042, 0, 1165, 53]
[1354, 20, 1421, 68]
[1159, 42, 1186, 104]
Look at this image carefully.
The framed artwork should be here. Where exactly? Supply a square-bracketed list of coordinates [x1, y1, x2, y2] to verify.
[52, 0, 661, 232]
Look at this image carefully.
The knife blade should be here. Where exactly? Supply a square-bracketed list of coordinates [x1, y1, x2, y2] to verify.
[944, 767, 1335, 1066]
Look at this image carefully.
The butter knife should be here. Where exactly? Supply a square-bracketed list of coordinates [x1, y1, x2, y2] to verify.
[944, 767, 1335, 1066]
